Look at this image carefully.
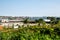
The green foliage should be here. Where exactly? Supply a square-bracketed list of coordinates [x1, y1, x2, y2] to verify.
[1, 25, 60, 40]
[23, 18, 28, 24]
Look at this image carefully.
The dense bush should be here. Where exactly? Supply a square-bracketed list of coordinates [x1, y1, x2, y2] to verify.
[0, 26, 60, 40]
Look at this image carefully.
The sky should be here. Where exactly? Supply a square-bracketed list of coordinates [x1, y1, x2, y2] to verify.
[0, 0, 60, 17]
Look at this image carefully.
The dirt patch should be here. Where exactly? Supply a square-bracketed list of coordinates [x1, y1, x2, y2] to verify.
[0, 25, 3, 30]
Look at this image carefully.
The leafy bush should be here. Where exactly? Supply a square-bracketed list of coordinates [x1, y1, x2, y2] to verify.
[0, 26, 60, 40]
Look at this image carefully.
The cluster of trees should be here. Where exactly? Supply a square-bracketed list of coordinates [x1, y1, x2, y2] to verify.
[23, 17, 59, 26]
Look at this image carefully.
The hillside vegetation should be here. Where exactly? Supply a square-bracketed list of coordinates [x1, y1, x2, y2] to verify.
[0, 17, 60, 40]
[0, 23, 60, 40]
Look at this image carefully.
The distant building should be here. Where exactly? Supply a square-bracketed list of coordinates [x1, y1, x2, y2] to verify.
[0, 17, 52, 28]
[44, 19, 51, 22]
[0, 18, 24, 28]
[1, 19, 9, 22]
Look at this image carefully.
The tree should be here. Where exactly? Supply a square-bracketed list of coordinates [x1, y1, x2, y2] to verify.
[23, 18, 28, 24]
[38, 18, 43, 23]
[47, 17, 56, 27]
[35, 19, 38, 23]
[35, 18, 44, 26]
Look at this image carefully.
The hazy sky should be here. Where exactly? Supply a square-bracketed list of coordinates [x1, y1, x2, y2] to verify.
[0, 0, 60, 17]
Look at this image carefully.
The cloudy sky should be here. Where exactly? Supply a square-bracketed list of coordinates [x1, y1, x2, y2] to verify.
[0, 0, 60, 17]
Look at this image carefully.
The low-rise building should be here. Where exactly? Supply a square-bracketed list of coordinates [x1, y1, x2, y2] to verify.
[0, 18, 24, 28]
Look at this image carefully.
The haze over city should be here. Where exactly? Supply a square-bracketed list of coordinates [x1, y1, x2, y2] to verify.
[0, 0, 60, 17]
